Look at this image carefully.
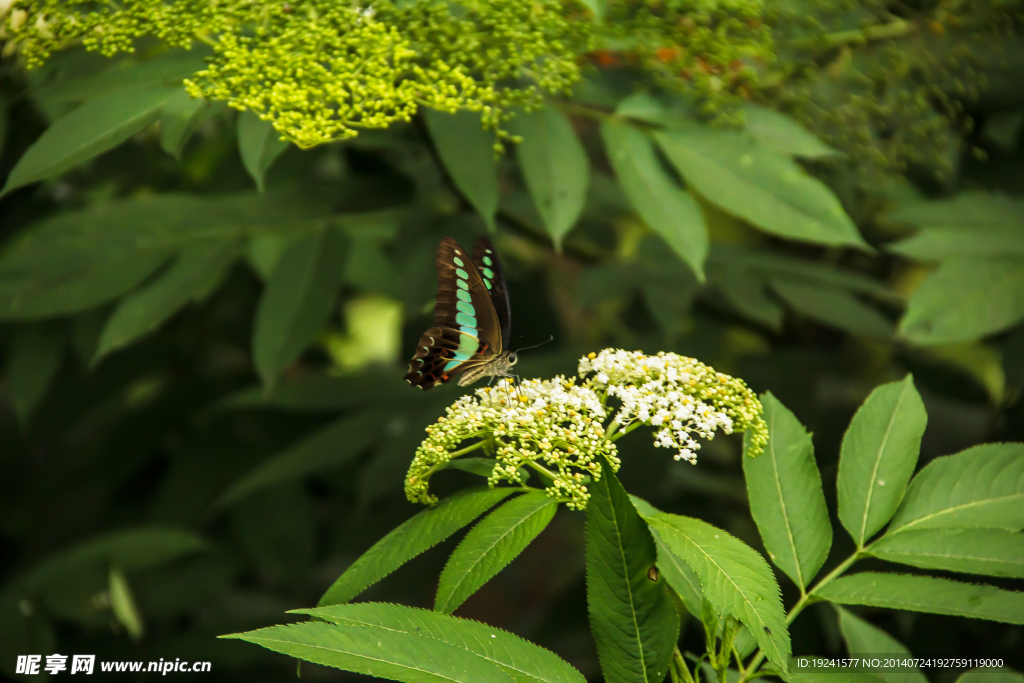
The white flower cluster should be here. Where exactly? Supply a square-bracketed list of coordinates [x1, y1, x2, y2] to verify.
[579, 349, 766, 463]
[405, 377, 619, 510]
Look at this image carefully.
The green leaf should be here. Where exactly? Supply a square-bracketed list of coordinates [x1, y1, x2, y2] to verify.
[5, 322, 63, 425]
[94, 242, 239, 362]
[957, 669, 1024, 683]
[816, 572, 1024, 624]
[868, 528, 1024, 578]
[601, 121, 708, 280]
[225, 621, 515, 683]
[771, 278, 893, 339]
[888, 443, 1024, 533]
[18, 527, 208, 592]
[837, 375, 927, 547]
[513, 107, 589, 250]
[742, 104, 845, 160]
[654, 128, 868, 250]
[791, 674, 889, 683]
[108, 567, 144, 641]
[318, 487, 516, 606]
[0, 250, 171, 320]
[888, 228, 1024, 260]
[214, 411, 386, 510]
[886, 192, 1024, 230]
[708, 245, 893, 297]
[645, 513, 791, 669]
[578, 0, 607, 20]
[836, 607, 928, 683]
[297, 603, 587, 683]
[436, 492, 557, 613]
[627, 495, 703, 620]
[586, 461, 678, 683]
[252, 226, 350, 388]
[159, 88, 211, 160]
[743, 392, 832, 590]
[423, 108, 499, 231]
[1, 86, 177, 195]
[899, 258, 1024, 345]
[238, 110, 290, 192]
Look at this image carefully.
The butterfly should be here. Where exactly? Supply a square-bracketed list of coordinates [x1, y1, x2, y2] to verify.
[404, 236, 518, 390]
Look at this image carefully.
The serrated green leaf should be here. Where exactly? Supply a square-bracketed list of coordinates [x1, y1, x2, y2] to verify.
[837, 375, 927, 548]
[867, 528, 1024, 578]
[957, 669, 1024, 683]
[424, 109, 498, 231]
[816, 572, 1024, 624]
[644, 513, 790, 669]
[436, 492, 557, 613]
[654, 128, 868, 251]
[743, 393, 831, 590]
[214, 410, 386, 510]
[602, 120, 708, 280]
[791, 673, 889, 683]
[238, 110, 290, 192]
[771, 278, 893, 339]
[5, 322, 63, 425]
[297, 603, 587, 683]
[888, 443, 1024, 533]
[899, 258, 1024, 345]
[630, 496, 704, 620]
[159, 88, 211, 160]
[94, 242, 239, 362]
[225, 621, 515, 683]
[1, 86, 177, 195]
[108, 567, 144, 641]
[513, 108, 589, 250]
[742, 104, 845, 160]
[318, 487, 516, 607]
[0, 250, 171, 320]
[586, 461, 678, 683]
[836, 607, 927, 683]
[252, 226, 350, 388]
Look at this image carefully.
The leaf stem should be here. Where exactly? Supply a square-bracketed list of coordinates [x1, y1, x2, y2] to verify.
[736, 550, 862, 682]
[422, 440, 487, 477]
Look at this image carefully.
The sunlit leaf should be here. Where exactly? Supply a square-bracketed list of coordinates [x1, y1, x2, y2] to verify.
[436, 492, 557, 613]
[602, 121, 708, 280]
[743, 393, 831, 590]
[318, 487, 516, 606]
[513, 108, 589, 250]
[837, 375, 926, 547]
[424, 109, 498, 231]
[817, 572, 1024, 624]
[889, 443, 1024, 533]
[868, 528, 1024, 578]
[655, 128, 868, 250]
[743, 104, 845, 160]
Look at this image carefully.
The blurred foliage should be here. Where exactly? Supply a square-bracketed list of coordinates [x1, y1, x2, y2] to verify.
[0, 0, 1023, 680]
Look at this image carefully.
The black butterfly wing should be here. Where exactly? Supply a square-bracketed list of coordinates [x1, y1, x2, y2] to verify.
[471, 237, 511, 352]
[404, 237, 503, 390]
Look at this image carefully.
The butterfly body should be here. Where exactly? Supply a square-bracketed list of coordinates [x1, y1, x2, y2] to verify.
[404, 237, 516, 390]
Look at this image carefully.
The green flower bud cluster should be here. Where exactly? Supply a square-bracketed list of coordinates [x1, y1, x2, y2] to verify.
[3, 0, 772, 148]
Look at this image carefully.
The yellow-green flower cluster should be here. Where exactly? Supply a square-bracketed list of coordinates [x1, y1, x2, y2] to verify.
[579, 349, 768, 458]
[2, 0, 773, 148]
[406, 349, 766, 511]
[406, 377, 618, 510]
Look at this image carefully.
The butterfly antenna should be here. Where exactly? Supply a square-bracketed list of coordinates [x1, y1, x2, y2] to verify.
[514, 335, 554, 353]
